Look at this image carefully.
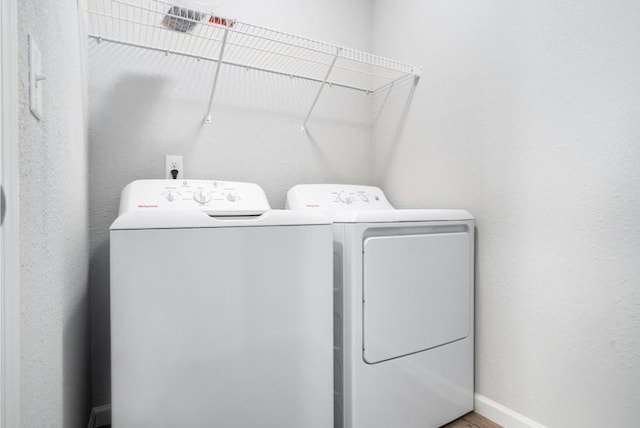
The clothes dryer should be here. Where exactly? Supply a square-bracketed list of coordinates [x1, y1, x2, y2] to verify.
[286, 184, 475, 428]
[111, 179, 333, 428]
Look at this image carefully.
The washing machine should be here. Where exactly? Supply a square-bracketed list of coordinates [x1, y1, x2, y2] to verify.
[110, 179, 333, 428]
[286, 184, 475, 428]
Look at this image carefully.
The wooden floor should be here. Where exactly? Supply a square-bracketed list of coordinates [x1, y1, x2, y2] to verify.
[442, 412, 502, 428]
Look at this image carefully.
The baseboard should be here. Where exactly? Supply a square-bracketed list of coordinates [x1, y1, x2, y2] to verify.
[475, 394, 547, 428]
[87, 404, 111, 428]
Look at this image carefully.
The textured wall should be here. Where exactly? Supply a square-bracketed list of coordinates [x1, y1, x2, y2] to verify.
[18, 1, 90, 427]
[372, 0, 640, 427]
[88, 0, 373, 406]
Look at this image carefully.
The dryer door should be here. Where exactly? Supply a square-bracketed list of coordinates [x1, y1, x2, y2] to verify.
[363, 232, 471, 364]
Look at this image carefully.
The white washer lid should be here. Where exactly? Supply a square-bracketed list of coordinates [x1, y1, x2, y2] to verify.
[111, 209, 331, 230]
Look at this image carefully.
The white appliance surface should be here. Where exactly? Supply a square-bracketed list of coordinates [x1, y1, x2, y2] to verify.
[119, 178, 271, 216]
[111, 179, 333, 428]
[285, 183, 394, 211]
[363, 232, 471, 364]
[286, 184, 475, 428]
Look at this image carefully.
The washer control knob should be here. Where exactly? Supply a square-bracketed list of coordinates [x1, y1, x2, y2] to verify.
[342, 194, 353, 204]
[166, 192, 178, 202]
[337, 192, 353, 204]
[360, 194, 370, 202]
[226, 192, 238, 202]
[193, 189, 211, 204]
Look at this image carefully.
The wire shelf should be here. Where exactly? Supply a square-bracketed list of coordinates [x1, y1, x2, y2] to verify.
[82, 0, 422, 127]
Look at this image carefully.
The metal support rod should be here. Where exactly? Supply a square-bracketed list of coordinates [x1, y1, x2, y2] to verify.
[205, 23, 231, 124]
[301, 48, 340, 133]
[373, 81, 395, 125]
[389, 74, 420, 146]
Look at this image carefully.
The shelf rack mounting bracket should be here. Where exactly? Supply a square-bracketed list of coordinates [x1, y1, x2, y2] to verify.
[205, 22, 231, 124]
[301, 48, 341, 134]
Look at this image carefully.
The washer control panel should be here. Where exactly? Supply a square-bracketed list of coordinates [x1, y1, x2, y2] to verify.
[119, 179, 271, 216]
[286, 184, 394, 211]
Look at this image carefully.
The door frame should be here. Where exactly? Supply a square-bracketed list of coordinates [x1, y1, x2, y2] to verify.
[1, 0, 21, 426]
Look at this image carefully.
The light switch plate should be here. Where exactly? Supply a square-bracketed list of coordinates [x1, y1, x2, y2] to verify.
[28, 35, 43, 120]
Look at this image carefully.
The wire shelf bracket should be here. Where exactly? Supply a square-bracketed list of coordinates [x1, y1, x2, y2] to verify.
[81, 0, 423, 129]
[205, 22, 230, 124]
[301, 48, 340, 134]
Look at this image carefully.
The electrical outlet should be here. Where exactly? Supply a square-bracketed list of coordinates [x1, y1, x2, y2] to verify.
[165, 155, 184, 179]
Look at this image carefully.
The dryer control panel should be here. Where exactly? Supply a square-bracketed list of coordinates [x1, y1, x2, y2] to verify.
[119, 179, 271, 216]
[286, 184, 394, 211]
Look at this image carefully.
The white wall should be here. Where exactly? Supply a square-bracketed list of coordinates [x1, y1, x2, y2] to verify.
[18, 0, 90, 427]
[88, 0, 373, 406]
[372, 1, 640, 427]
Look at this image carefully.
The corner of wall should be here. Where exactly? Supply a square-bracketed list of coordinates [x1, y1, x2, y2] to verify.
[17, 0, 91, 427]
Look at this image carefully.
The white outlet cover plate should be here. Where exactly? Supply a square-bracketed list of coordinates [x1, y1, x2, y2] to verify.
[165, 155, 184, 179]
[28, 35, 43, 120]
